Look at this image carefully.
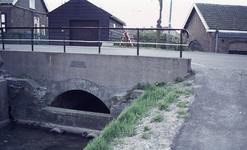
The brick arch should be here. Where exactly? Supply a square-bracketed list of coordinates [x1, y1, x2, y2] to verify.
[188, 40, 203, 51]
[46, 78, 111, 109]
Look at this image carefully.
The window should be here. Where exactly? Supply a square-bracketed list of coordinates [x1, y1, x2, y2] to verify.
[1, 14, 6, 32]
[34, 17, 40, 38]
[30, 0, 35, 9]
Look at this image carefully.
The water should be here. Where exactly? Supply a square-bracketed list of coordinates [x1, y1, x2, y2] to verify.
[0, 123, 90, 150]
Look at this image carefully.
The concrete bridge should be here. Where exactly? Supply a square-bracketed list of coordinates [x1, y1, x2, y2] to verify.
[0, 48, 191, 131]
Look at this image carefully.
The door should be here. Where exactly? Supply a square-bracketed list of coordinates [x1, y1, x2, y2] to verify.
[70, 20, 99, 46]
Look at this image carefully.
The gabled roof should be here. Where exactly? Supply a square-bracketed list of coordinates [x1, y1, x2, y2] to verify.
[0, 0, 49, 13]
[49, 0, 126, 26]
[184, 3, 247, 33]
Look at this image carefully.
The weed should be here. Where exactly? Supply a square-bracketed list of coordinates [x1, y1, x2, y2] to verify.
[174, 88, 184, 94]
[124, 90, 132, 100]
[177, 101, 188, 108]
[144, 126, 150, 131]
[184, 89, 192, 95]
[177, 110, 187, 115]
[149, 131, 154, 134]
[155, 82, 166, 87]
[142, 133, 149, 139]
[175, 77, 184, 83]
[165, 92, 179, 103]
[132, 82, 150, 90]
[158, 102, 170, 111]
[177, 110, 189, 119]
[183, 82, 192, 86]
[151, 115, 163, 123]
[112, 96, 118, 101]
[16, 73, 32, 79]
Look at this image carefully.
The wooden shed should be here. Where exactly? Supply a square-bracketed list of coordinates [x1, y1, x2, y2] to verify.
[48, 0, 126, 46]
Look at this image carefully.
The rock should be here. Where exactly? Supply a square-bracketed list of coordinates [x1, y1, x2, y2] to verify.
[49, 127, 63, 134]
[82, 132, 98, 138]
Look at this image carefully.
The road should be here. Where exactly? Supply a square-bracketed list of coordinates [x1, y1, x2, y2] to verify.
[172, 52, 247, 149]
[1, 44, 247, 149]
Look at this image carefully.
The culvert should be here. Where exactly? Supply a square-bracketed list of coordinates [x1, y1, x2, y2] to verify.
[50, 90, 110, 114]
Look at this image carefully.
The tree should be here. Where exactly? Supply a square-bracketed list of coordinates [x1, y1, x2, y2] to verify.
[156, 0, 163, 48]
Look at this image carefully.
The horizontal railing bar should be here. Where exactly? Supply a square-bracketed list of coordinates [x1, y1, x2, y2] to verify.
[2, 39, 188, 46]
[0, 26, 188, 32]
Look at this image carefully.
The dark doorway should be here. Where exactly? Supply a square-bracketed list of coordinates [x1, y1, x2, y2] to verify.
[69, 20, 99, 46]
[189, 40, 203, 51]
[229, 51, 247, 55]
[50, 90, 110, 114]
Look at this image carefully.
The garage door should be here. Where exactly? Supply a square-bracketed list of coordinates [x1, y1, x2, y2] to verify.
[70, 20, 99, 46]
[229, 42, 247, 55]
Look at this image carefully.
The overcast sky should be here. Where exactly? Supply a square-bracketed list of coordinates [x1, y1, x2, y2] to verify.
[45, 0, 247, 28]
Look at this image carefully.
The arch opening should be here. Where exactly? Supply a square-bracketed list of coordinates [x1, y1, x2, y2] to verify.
[189, 40, 203, 51]
[50, 90, 110, 114]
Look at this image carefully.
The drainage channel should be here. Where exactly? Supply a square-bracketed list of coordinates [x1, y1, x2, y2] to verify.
[0, 107, 113, 150]
[0, 122, 91, 150]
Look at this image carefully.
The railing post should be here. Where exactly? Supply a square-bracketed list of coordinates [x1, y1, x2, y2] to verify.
[180, 30, 183, 58]
[31, 28, 34, 51]
[1, 28, 5, 50]
[98, 27, 101, 54]
[137, 29, 139, 56]
[63, 27, 66, 53]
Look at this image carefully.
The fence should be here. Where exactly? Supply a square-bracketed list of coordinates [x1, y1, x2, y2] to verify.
[0, 27, 189, 58]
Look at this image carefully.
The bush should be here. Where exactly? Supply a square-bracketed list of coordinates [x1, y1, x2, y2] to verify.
[133, 30, 181, 50]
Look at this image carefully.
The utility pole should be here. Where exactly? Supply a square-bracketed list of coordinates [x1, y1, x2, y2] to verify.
[167, 0, 173, 50]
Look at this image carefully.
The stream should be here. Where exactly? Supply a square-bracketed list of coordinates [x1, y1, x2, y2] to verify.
[0, 123, 91, 150]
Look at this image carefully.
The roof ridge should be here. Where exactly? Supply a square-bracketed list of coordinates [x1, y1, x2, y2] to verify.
[195, 3, 247, 8]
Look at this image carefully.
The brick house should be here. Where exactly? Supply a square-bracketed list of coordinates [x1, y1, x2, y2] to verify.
[0, 0, 48, 37]
[184, 3, 247, 54]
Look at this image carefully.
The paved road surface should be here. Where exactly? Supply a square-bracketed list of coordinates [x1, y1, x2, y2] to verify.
[2, 44, 247, 149]
[173, 52, 247, 149]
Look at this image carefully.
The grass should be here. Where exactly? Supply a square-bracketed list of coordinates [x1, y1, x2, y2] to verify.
[151, 115, 163, 123]
[177, 101, 188, 108]
[142, 133, 149, 139]
[144, 126, 151, 131]
[184, 89, 192, 95]
[183, 82, 192, 86]
[177, 110, 189, 119]
[158, 102, 170, 111]
[84, 83, 191, 150]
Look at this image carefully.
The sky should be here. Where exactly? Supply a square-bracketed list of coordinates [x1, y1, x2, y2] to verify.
[44, 0, 247, 28]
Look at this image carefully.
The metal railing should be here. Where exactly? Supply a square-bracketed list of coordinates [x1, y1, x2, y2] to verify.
[0, 27, 189, 58]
